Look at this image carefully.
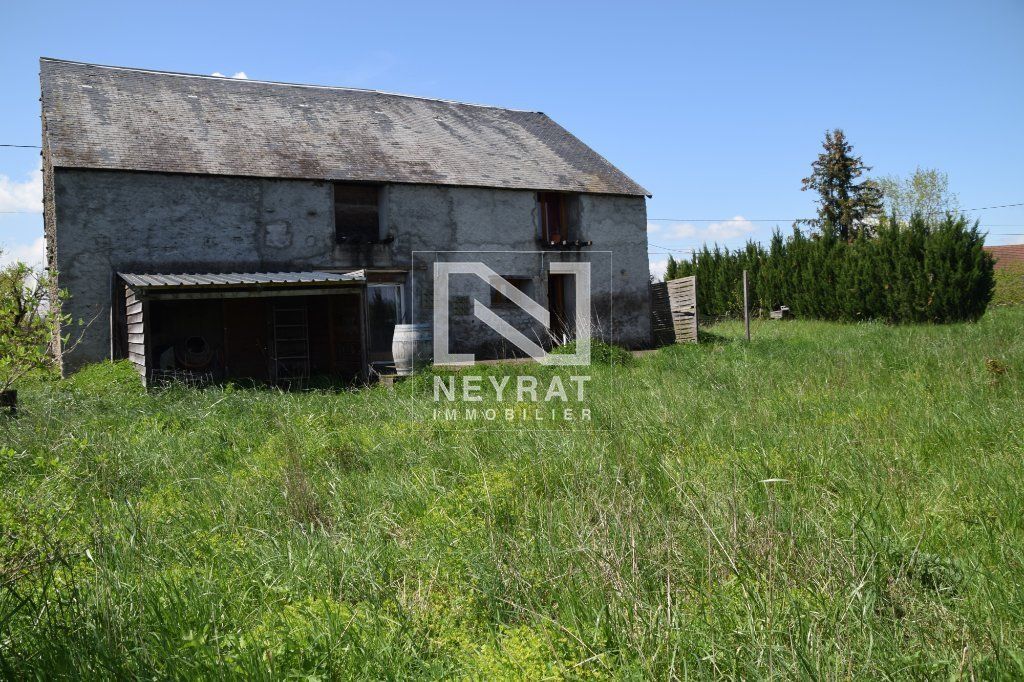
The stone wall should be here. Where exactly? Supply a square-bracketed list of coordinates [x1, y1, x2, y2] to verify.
[50, 169, 651, 371]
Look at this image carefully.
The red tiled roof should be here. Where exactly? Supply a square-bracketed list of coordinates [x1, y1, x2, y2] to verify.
[984, 244, 1024, 270]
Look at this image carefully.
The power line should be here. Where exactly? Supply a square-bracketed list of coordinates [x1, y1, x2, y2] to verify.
[0, 144, 40, 148]
[649, 229, 1024, 238]
[648, 243, 694, 252]
[1, 208, 1022, 237]
[648, 201, 1024, 223]
[651, 217, 796, 223]
[954, 202, 1024, 212]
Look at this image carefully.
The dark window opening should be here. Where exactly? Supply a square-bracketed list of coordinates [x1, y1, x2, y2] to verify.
[334, 183, 380, 243]
[491, 277, 532, 308]
[547, 273, 574, 344]
[538, 192, 574, 242]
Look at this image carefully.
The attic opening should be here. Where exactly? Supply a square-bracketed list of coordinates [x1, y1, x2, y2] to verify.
[334, 183, 381, 244]
[537, 192, 580, 243]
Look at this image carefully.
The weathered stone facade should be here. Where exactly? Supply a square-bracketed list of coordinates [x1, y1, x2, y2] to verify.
[48, 169, 651, 371]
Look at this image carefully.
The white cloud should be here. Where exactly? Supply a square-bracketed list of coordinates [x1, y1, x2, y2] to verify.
[647, 215, 758, 248]
[648, 222, 696, 240]
[211, 71, 249, 79]
[704, 216, 757, 240]
[649, 256, 668, 282]
[646, 215, 761, 280]
[665, 223, 698, 240]
[0, 236, 46, 267]
[0, 162, 43, 213]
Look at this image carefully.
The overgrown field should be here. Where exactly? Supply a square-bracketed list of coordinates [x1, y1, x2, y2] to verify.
[2, 308, 1023, 678]
[993, 262, 1024, 307]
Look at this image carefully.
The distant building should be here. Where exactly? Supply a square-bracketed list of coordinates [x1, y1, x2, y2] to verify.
[984, 244, 1024, 271]
[40, 59, 652, 383]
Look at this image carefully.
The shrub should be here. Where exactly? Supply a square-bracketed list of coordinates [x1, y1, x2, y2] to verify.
[669, 214, 994, 323]
[0, 260, 65, 393]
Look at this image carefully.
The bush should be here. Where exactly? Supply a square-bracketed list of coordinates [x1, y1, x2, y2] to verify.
[670, 214, 994, 323]
[0, 260, 65, 393]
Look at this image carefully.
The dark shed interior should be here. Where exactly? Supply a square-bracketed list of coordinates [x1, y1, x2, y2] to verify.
[116, 273, 368, 386]
[147, 294, 363, 384]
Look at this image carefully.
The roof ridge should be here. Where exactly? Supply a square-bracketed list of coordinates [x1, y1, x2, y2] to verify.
[39, 57, 540, 113]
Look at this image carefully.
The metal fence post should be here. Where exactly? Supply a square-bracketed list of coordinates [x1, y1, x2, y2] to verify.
[743, 269, 750, 342]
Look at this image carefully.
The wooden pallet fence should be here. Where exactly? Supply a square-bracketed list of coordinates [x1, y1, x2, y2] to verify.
[650, 276, 698, 345]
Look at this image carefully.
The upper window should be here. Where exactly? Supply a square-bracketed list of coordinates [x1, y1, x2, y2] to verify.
[538, 192, 576, 242]
[334, 183, 380, 243]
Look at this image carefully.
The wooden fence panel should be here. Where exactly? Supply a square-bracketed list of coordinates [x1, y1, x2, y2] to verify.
[650, 276, 698, 345]
[125, 286, 147, 383]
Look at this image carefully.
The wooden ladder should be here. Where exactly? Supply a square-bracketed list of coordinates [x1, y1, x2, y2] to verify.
[272, 304, 310, 385]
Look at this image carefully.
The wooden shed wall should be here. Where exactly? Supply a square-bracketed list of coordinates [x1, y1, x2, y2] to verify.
[125, 286, 147, 381]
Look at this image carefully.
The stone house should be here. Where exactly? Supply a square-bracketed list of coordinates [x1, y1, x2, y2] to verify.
[40, 58, 651, 383]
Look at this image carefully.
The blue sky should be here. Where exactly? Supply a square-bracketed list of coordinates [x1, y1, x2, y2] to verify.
[2, 1, 1022, 277]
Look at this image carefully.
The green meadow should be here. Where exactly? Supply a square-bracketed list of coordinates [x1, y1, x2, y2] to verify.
[2, 307, 1023, 678]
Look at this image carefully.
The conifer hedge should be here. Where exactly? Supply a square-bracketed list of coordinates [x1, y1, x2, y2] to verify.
[665, 214, 994, 323]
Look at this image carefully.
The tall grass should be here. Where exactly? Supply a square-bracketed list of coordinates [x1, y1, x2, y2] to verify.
[992, 262, 1024, 307]
[2, 308, 1023, 678]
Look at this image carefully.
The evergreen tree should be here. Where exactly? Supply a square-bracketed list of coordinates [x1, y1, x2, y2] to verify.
[801, 129, 883, 241]
[757, 230, 788, 310]
[666, 213, 991, 323]
[665, 254, 678, 281]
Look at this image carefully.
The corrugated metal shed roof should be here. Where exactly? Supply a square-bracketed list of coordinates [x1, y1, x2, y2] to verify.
[119, 270, 365, 288]
[40, 59, 650, 197]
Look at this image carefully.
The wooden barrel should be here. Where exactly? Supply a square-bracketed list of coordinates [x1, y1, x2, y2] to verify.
[391, 323, 433, 376]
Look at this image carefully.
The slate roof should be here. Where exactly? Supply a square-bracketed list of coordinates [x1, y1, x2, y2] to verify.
[40, 59, 649, 197]
[119, 270, 365, 289]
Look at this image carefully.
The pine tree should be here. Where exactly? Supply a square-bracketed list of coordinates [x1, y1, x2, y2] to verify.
[801, 129, 883, 241]
[665, 254, 678, 281]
